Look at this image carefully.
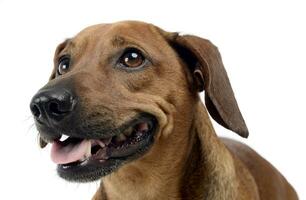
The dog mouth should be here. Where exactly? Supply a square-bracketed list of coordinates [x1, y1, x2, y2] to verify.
[51, 121, 152, 166]
[40, 114, 157, 182]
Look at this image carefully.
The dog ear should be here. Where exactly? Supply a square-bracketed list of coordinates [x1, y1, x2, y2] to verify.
[170, 35, 248, 138]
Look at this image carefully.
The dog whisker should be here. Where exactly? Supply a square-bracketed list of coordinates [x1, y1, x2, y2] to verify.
[23, 115, 34, 122]
[25, 123, 36, 135]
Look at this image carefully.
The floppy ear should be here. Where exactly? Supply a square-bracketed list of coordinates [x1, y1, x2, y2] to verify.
[170, 34, 249, 138]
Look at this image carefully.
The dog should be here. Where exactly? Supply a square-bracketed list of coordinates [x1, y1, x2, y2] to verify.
[30, 21, 298, 200]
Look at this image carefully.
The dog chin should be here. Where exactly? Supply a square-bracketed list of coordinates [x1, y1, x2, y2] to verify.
[42, 114, 158, 182]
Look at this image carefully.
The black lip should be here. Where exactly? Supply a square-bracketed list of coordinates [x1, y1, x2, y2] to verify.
[55, 114, 158, 182]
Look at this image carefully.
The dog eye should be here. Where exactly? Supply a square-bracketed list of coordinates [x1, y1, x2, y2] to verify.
[58, 56, 70, 75]
[119, 48, 145, 68]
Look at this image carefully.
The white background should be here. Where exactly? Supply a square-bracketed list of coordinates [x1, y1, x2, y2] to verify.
[0, 0, 305, 199]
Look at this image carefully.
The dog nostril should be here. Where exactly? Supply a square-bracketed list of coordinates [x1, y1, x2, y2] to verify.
[31, 104, 41, 118]
[48, 101, 64, 115]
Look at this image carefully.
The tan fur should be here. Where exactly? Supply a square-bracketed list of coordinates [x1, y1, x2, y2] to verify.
[50, 21, 298, 200]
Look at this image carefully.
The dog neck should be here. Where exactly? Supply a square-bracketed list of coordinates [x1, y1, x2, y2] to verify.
[94, 100, 238, 200]
[181, 101, 238, 200]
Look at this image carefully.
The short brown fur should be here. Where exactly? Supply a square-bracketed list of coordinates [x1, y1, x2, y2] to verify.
[49, 21, 298, 200]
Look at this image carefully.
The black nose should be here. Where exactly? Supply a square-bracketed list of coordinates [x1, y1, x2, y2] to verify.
[30, 88, 76, 123]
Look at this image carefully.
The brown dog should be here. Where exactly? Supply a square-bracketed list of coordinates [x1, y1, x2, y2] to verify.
[30, 21, 298, 200]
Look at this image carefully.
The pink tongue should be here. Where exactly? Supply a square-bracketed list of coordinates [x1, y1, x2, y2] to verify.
[51, 139, 91, 164]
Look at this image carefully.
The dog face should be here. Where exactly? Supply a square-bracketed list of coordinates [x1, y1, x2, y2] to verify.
[30, 21, 247, 182]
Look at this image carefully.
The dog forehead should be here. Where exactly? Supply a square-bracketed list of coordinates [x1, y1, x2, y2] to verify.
[72, 21, 168, 48]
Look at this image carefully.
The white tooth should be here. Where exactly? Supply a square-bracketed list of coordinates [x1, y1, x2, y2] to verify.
[80, 160, 89, 166]
[97, 140, 106, 148]
[85, 140, 92, 158]
[60, 135, 69, 142]
[62, 165, 69, 169]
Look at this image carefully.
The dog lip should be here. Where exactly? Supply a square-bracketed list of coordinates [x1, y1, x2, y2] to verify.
[53, 120, 153, 165]
[39, 114, 154, 146]
[39, 134, 61, 146]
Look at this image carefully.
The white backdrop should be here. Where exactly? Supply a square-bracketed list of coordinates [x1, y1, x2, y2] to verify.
[0, 0, 305, 199]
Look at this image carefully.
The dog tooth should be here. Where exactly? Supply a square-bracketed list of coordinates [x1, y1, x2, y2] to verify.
[60, 135, 69, 142]
[80, 160, 89, 166]
[97, 140, 106, 148]
[136, 131, 143, 137]
[85, 141, 92, 158]
[62, 165, 69, 169]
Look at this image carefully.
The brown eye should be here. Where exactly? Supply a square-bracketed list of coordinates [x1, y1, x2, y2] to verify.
[58, 56, 70, 75]
[120, 48, 145, 68]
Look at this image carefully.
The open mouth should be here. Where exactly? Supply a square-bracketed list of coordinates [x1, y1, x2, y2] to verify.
[42, 115, 157, 182]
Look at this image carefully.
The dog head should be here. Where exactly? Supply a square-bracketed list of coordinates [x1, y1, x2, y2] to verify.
[30, 21, 247, 182]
